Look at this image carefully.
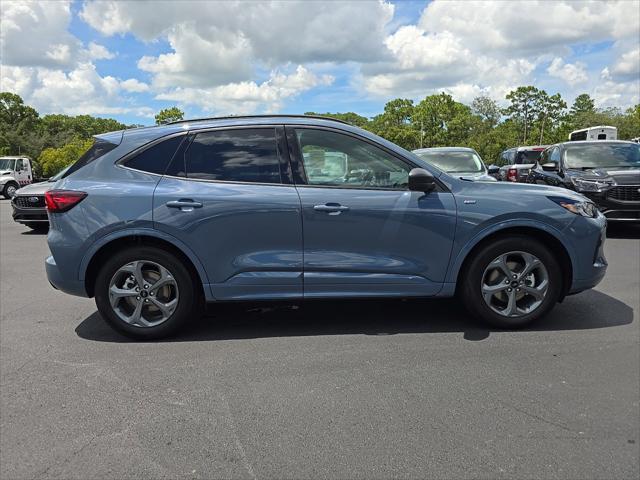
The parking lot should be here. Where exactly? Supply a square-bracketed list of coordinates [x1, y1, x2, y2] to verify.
[0, 199, 638, 479]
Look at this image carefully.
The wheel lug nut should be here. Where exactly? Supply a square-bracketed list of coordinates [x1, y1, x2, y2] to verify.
[512, 274, 517, 279]
[135, 287, 140, 292]
[136, 296, 140, 300]
[507, 288, 512, 292]
[144, 299, 149, 303]
[516, 288, 520, 292]
[144, 285, 149, 289]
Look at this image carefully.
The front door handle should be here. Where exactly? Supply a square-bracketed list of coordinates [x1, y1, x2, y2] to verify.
[313, 203, 350, 215]
[166, 199, 203, 211]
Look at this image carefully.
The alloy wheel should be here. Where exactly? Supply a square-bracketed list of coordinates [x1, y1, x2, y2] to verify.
[108, 260, 179, 327]
[481, 251, 549, 318]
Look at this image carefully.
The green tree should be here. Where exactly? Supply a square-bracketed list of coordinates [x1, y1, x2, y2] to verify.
[38, 138, 94, 177]
[503, 86, 541, 143]
[304, 111, 370, 128]
[0, 92, 41, 157]
[155, 107, 184, 124]
[413, 93, 477, 148]
[535, 92, 567, 144]
[471, 96, 501, 129]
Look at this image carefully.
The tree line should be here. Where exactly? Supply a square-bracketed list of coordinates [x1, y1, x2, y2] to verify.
[1, 88, 638, 177]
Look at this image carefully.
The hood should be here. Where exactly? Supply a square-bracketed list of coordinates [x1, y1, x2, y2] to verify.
[458, 172, 497, 182]
[565, 167, 640, 185]
[14, 181, 51, 195]
[460, 177, 589, 203]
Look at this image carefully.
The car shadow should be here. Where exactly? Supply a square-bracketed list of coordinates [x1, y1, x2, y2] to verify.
[75, 289, 634, 344]
[607, 223, 640, 240]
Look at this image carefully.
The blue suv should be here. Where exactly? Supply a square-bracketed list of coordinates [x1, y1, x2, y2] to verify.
[45, 115, 607, 339]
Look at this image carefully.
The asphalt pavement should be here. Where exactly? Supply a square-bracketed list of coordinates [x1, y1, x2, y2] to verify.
[1, 199, 638, 479]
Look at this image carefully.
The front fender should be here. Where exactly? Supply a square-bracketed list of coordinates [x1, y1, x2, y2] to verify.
[78, 227, 212, 298]
[445, 217, 576, 283]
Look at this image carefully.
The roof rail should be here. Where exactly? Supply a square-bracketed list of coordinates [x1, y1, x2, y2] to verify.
[167, 114, 352, 126]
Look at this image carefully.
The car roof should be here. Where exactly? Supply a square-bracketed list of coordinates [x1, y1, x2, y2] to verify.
[413, 147, 476, 153]
[516, 145, 548, 151]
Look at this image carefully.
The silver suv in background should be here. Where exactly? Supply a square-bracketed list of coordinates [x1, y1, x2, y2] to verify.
[498, 146, 547, 182]
[412, 147, 498, 182]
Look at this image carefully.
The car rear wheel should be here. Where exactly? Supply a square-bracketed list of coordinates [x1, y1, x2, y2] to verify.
[460, 236, 562, 328]
[95, 246, 198, 339]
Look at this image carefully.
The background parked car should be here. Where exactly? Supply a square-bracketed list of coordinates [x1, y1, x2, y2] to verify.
[498, 146, 547, 182]
[527, 140, 640, 222]
[11, 166, 70, 230]
[412, 147, 498, 181]
[0, 156, 34, 198]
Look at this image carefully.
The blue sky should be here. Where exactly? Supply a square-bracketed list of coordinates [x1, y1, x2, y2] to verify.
[1, 1, 638, 125]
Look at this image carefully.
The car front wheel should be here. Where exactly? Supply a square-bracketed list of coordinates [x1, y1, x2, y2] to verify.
[460, 236, 562, 328]
[94, 246, 198, 339]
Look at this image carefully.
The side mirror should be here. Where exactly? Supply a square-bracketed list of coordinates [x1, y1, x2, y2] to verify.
[487, 165, 500, 175]
[408, 168, 435, 193]
[541, 162, 559, 172]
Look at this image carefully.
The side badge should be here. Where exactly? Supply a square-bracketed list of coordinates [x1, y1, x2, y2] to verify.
[463, 199, 477, 204]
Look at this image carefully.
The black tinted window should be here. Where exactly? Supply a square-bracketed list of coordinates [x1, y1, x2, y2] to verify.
[62, 140, 118, 178]
[185, 129, 281, 183]
[124, 135, 185, 174]
[515, 150, 542, 164]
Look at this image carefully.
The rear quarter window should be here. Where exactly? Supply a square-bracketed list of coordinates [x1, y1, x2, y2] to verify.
[62, 140, 118, 178]
[122, 134, 186, 175]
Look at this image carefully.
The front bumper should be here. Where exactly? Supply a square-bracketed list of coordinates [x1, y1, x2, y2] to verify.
[566, 213, 608, 295]
[582, 190, 640, 222]
[11, 204, 48, 224]
[45, 255, 89, 297]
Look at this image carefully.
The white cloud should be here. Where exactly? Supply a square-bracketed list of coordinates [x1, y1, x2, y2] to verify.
[87, 42, 115, 60]
[156, 66, 334, 114]
[547, 58, 588, 86]
[80, 1, 394, 66]
[609, 48, 640, 80]
[0, 0, 81, 68]
[120, 78, 149, 93]
[0, 63, 153, 118]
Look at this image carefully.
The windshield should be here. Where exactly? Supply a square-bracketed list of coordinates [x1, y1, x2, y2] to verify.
[515, 150, 543, 164]
[564, 143, 640, 169]
[415, 151, 483, 173]
[0, 158, 16, 171]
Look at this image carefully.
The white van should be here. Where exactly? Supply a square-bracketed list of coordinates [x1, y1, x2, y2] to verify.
[569, 126, 618, 141]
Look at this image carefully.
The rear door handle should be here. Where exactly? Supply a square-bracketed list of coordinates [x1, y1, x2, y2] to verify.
[166, 199, 203, 211]
[313, 203, 350, 215]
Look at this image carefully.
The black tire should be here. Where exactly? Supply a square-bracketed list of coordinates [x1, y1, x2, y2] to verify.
[460, 235, 562, 329]
[94, 246, 199, 340]
[25, 222, 48, 232]
[2, 182, 19, 199]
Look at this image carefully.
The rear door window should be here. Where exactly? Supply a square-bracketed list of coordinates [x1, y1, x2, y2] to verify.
[184, 128, 281, 183]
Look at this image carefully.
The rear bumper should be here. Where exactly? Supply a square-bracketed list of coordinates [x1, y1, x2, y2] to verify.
[45, 255, 89, 297]
[11, 205, 48, 224]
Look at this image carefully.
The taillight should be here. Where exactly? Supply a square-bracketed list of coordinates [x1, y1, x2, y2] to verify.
[45, 190, 87, 213]
[507, 168, 518, 182]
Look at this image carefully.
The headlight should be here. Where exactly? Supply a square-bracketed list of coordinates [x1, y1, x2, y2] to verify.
[549, 196, 599, 218]
[570, 177, 615, 192]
